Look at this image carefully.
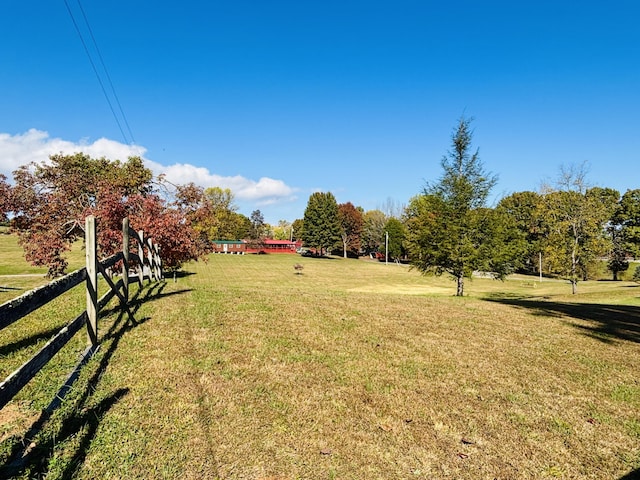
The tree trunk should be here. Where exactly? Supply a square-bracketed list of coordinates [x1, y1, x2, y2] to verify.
[343, 240, 347, 258]
[571, 279, 577, 295]
[613, 271, 619, 281]
[456, 275, 464, 296]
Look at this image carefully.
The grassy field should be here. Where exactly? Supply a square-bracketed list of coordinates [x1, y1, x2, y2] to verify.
[1, 236, 639, 479]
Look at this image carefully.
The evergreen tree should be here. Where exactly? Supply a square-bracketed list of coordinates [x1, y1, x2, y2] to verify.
[302, 192, 341, 256]
[383, 217, 406, 262]
[405, 117, 513, 296]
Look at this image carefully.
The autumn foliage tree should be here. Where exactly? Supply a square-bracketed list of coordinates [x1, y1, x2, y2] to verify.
[337, 202, 363, 258]
[8, 153, 202, 276]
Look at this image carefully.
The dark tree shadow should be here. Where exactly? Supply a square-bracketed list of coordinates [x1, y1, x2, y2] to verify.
[619, 468, 640, 479]
[484, 295, 640, 344]
[0, 280, 190, 478]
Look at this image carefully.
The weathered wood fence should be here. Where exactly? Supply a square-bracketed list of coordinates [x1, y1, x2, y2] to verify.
[0, 216, 163, 411]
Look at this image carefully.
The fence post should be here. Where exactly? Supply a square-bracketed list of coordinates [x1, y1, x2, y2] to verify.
[154, 243, 162, 280]
[138, 230, 145, 284]
[146, 237, 155, 281]
[85, 215, 98, 346]
[122, 218, 129, 303]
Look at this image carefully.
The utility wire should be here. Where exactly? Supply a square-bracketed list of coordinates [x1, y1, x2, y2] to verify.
[75, 0, 136, 144]
[63, 0, 132, 145]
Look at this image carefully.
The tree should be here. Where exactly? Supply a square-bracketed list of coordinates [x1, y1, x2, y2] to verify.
[302, 192, 341, 256]
[249, 209, 267, 240]
[405, 116, 506, 296]
[9, 153, 201, 276]
[383, 217, 406, 262]
[618, 189, 640, 258]
[337, 202, 363, 258]
[496, 191, 544, 274]
[0, 174, 11, 224]
[291, 218, 304, 241]
[361, 209, 387, 254]
[273, 220, 293, 240]
[537, 166, 616, 293]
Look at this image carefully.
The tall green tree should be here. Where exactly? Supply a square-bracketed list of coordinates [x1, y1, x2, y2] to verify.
[496, 191, 544, 274]
[291, 218, 304, 242]
[302, 192, 341, 256]
[361, 209, 387, 254]
[249, 209, 267, 240]
[383, 217, 406, 262]
[405, 117, 510, 296]
[618, 189, 640, 258]
[338, 202, 363, 258]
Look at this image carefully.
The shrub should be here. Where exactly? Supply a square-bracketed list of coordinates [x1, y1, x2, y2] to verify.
[633, 265, 640, 283]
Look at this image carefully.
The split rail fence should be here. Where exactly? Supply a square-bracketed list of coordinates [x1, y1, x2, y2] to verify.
[0, 216, 163, 411]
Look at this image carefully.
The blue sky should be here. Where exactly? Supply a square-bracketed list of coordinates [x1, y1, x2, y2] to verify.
[1, 1, 639, 224]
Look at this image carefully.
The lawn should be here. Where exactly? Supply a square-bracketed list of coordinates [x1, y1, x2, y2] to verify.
[1, 242, 639, 479]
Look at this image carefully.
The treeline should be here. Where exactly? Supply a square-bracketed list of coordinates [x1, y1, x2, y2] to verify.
[0, 154, 277, 277]
[1, 118, 638, 292]
[296, 118, 640, 295]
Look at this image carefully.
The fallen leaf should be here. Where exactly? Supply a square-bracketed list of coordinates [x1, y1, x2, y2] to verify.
[379, 423, 393, 432]
[320, 448, 332, 455]
[461, 437, 474, 445]
[457, 452, 469, 459]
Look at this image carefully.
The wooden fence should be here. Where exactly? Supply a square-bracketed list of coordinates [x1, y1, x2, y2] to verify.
[0, 216, 163, 411]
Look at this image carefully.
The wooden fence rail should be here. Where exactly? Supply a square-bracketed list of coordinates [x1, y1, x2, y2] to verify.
[0, 216, 163, 411]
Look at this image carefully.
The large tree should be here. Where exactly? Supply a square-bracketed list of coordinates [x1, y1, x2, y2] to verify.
[9, 153, 200, 276]
[383, 217, 407, 262]
[617, 189, 640, 258]
[496, 191, 544, 274]
[537, 166, 616, 293]
[302, 192, 341, 256]
[361, 209, 387, 254]
[405, 117, 510, 296]
[337, 202, 363, 258]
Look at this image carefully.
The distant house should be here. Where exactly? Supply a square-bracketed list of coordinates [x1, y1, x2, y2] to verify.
[210, 239, 301, 255]
[246, 239, 301, 254]
[211, 240, 247, 254]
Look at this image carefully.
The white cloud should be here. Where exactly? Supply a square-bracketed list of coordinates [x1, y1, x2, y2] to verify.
[144, 160, 297, 203]
[0, 129, 146, 176]
[0, 129, 297, 203]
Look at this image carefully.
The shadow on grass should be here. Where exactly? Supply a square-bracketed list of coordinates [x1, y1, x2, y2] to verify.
[0, 327, 65, 357]
[0, 280, 189, 478]
[484, 295, 640, 344]
[619, 468, 640, 479]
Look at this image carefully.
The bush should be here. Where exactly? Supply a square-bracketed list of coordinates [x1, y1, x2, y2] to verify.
[633, 265, 640, 283]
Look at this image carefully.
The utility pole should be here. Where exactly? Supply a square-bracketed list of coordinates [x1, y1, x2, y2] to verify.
[385, 231, 388, 265]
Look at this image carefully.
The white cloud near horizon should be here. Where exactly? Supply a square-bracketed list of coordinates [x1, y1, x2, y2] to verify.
[0, 129, 297, 204]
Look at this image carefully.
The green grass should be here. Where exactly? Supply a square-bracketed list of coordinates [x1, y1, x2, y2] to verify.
[0, 233, 86, 302]
[1, 238, 639, 479]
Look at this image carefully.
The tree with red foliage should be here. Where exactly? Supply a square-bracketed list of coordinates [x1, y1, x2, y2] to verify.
[9, 153, 202, 276]
[338, 202, 363, 258]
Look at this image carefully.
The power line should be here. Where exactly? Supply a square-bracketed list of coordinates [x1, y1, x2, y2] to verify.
[63, 0, 135, 145]
[75, 0, 136, 144]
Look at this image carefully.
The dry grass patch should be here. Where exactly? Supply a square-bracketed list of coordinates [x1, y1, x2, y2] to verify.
[1, 252, 639, 479]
